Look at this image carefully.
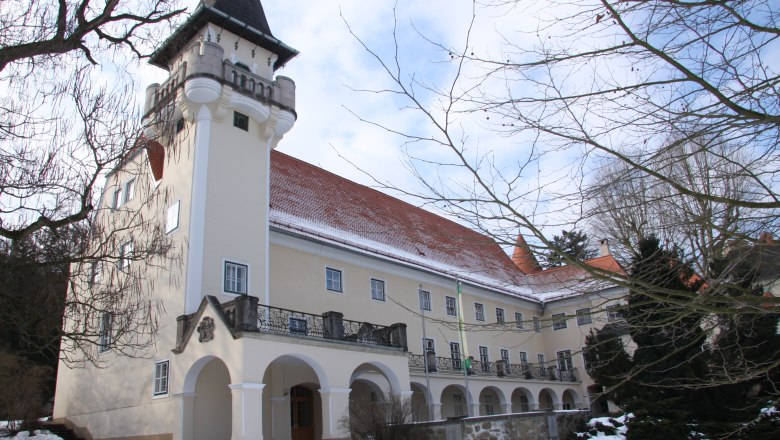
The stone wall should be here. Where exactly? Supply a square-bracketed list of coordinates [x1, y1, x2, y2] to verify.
[405, 410, 589, 440]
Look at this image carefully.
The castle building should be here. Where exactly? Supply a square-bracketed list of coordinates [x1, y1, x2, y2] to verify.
[53, 1, 625, 439]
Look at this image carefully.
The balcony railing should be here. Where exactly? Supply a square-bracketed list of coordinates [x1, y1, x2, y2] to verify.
[408, 354, 579, 382]
[174, 295, 407, 353]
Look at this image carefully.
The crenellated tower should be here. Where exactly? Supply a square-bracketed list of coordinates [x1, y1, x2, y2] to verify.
[142, 0, 298, 314]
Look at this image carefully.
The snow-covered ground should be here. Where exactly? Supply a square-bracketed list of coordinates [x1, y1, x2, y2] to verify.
[1, 431, 62, 439]
[575, 413, 631, 439]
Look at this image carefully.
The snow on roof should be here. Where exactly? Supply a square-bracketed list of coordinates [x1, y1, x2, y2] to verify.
[268, 151, 623, 302]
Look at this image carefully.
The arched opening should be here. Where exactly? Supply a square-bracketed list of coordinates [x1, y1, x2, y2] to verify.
[410, 383, 431, 422]
[588, 384, 609, 416]
[511, 387, 533, 413]
[192, 358, 231, 440]
[440, 385, 469, 418]
[478, 387, 503, 415]
[562, 389, 578, 410]
[291, 385, 318, 440]
[538, 388, 558, 410]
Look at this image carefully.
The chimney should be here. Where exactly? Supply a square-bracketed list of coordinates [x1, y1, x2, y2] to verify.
[599, 239, 611, 256]
[758, 232, 775, 245]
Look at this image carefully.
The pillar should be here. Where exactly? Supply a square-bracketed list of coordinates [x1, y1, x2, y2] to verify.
[229, 382, 265, 440]
[500, 402, 512, 414]
[270, 395, 290, 440]
[173, 392, 195, 440]
[319, 387, 351, 440]
[432, 403, 443, 421]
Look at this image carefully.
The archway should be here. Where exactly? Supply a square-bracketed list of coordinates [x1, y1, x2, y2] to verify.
[262, 355, 327, 440]
[478, 387, 503, 416]
[410, 383, 431, 422]
[588, 384, 609, 416]
[562, 389, 579, 410]
[192, 358, 231, 440]
[440, 384, 470, 418]
[511, 387, 533, 413]
[291, 384, 318, 440]
[538, 388, 558, 410]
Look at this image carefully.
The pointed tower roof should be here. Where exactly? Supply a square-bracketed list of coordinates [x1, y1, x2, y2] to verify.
[150, 0, 298, 70]
[511, 233, 543, 274]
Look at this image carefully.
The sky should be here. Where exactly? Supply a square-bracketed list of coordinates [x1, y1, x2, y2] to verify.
[136, 0, 545, 210]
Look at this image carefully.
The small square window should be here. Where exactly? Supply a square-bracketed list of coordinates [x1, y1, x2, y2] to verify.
[515, 312, 524, 329]
[576, 308, 593, 325]
[607, 304, 625, 322]
[224, 261, 248, 294]
[445, 296, 457, 316]
[154, 360, 169, 396]
[496, 308, 505, 324]
[166, 200, 180, 233]
[112, 188, 122, 209]
[552, 313, 568, 330]
[371, 279, 385, 301]
[419, 290, 431, 311]
[533, 317, 541, 333]
[326, 267, 342, 292]
[475, 303, 485, 321]
[124, 179, 136, 204]
[233, 111, 249, 131]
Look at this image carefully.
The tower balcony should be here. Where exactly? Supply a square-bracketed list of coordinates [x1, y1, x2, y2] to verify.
[143, 41, 296, 120]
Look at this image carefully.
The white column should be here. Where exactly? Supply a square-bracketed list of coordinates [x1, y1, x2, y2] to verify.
[469, 402, 480, 417]
[319, 387, 351, 440]
[432, 403, 443, 421]
[184, 104, 212, 313]
[270, 395, 290, 440]
[500, 402, 512, 414]
[229, 382, 265, 440]
[173, 392, 195, 440]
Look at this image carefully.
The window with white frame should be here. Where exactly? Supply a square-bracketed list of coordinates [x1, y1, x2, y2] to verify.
[224, 261, 248, 294]
[552, 313, 568, 330]
[496, 308, 505, 324]
[112, 187, 122, 209]
[166, 200, 180, 233]
[423, 338, 435, 354]
[557, 350, 574, 371]
[479, 346, 489, 372]
[518, 351, 528, 365]
[153, 360, 169, 396]
[445, 296, 457, 316]
[500, 348, 510, 364]
[538, 353, 546, 373]
[99, 313, 112, 352]
[475, 303, 485, 321]
[450, 342, 461, 369]
[124, 179, 136, 204]
[607, 304, 625, 322]
[419, 289, 431, 311]
[515, 312, 524, 329]
[576, 308, 593, 325]
[533, 316, 541, 333]
[326, 267, 342, 292]
[118, 241, 133, 270]
[370, 278, 385, 301]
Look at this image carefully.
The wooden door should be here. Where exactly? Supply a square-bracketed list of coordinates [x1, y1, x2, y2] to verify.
[291, 386, 315, 440]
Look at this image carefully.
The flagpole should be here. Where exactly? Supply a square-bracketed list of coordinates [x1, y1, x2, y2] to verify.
[456, 279, 472, 416]
[419, 284, 433, 421]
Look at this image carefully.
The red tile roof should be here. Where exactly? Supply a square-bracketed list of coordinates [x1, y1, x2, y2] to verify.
[268, 151, 530, 294]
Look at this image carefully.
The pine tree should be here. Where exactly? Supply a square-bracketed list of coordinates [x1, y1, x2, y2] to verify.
[542, 229, 597, 268]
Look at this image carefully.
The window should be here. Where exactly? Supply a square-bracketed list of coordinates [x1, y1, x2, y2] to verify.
[166, 200, 180, 233]
[475, 303, 485, 321]
[89, 261, 102, 286]
[112, 188, 122, 209]
[289, 317, 307, 334]
[224, 261, 248, 294]
[450, 342, 461, 369]
[483, 394, 495, 415]
[576, 308, 593, 325]
[118, 241, 133, 270]
[453, 393, 466, 416]
[479, 346, 489, 372]
[557, 350, 574, 371]
[607, 304, 624, 322]
[175, 117, 185, 133]
[552, 313, 568, 330]
[370, 278, 385, 301]
[233, 111, 249, 131]
[496, 308, 505, 324]
[515, 312, 524, 329]
[419, 290, 431, 311]
[533, 316, 541, 333]
[582, 352, 591, 371]
[124, 179, 136, 204]
[423, 338, 435, 354]
[445, 296, 457, 316]
[518, 351, 528, 365]
[500, 349, 510, 364]
[153, 360, 169, 396]
[538, 353, 546, 373]
[325, 267, 342, 292]
[99, 313, 112, 352]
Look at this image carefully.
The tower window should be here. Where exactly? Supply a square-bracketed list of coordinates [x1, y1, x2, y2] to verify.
[233, 111, 249, 131]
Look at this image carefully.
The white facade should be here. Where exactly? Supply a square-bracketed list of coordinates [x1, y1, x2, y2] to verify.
[52, 1, 627, 439]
